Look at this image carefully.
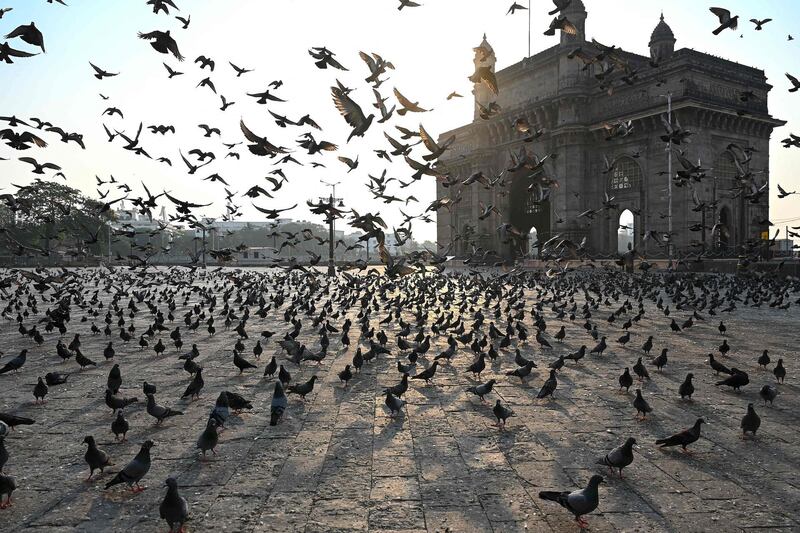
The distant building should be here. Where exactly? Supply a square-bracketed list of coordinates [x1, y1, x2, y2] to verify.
[437, 3, 785, 260]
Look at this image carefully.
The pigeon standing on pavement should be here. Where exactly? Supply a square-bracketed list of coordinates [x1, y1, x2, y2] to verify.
[104, 440, 154, 492]
[539, 475, 604, 528]
[160, 477, 189, 533]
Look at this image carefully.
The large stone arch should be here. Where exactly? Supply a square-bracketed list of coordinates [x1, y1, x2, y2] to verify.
[604, 155, 644, 255]
[507, 161, 554, 260]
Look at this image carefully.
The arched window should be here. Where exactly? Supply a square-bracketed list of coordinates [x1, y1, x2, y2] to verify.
[608, 157, 642, 191]
[714, 151, 739, 187]
[618, 209, 635, 253]
[524, 192, 543, 214]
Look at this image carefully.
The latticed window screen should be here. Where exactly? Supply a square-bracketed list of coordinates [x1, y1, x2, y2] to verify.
[714, 151, 739, 187]
[609, 157, 642, 191]
[524, 192, 543, 214]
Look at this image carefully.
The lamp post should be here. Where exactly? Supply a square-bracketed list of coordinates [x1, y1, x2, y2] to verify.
[319, 180, 343, 276]
[660, 91, 674, 262]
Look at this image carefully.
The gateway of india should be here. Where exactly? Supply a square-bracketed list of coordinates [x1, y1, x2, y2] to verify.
[436, 0, 785, 261]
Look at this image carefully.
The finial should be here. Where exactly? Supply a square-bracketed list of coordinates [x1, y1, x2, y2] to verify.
[483, 33, 487, 40]
[660, 12, 664, 22]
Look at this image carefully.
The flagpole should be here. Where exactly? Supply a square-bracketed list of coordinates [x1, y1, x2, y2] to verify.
[528, 0, 532, 57]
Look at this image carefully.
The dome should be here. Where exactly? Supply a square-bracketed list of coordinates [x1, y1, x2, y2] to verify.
[475, 33, 494, 55]
[650, 13, 675, 44]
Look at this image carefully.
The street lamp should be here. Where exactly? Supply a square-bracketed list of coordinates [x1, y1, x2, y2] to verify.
[319, 180, 343, 276]
[659, 91, 674, 262]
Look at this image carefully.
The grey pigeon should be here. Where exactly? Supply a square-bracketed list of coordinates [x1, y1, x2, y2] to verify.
[146, 394, 184, 425]
[209, 391, 230, 428]
[596, 437, 636, 477]
[105, 390, 138, 412]
[759, 384, 778, 406]
[160, 477, 189, 533]
[0, 435, 7, 472]
[539, 475, 604, 528]
[466, 379, 495, 401]
[507, 361, 535, 381]
[105, 440, 154, 492]
[83, 435, 112, 481]
[385, 390, 406, 417]
[655, 418, 706, 452]
[270, 381, 288, 426]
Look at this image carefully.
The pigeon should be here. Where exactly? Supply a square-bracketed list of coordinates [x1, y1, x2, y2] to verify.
[5, 22, 45, 53]
[0, 473, 16, 509]
[143, 381, 157, 396]
[209, 392, 230, 428]
[655, 418, 706, 452]
[83, 436, 112, 481]
[264, 356, 277, 378]
[287, 375, 317, 399]
[759, 384, 778, 406]
[596, 437, 636, 478]
[226, 392, 253, 413]
[384, 373, 409, 397]
[105, 440, 154, 492]
[384, 390, 406, 417]
[679, 373, 695, 400]
[138, 30, 184, 61]
[773, 359, 786, 383]
[146, 394, 184, 425]
[181, 367, 204, 400]
[160, 478, 189, 533]
[105, 390, 138, 412]
[270, 381, 288, 426]
[33, 377, 48, 403]
[466, 379, 495, 401]
[0, 413, 34, 431]
[716, 368, 749, 391]
[618, 368, 633, 392]
[537, 369, 558, 399]
[107, 365, 122, 394]
[740, 403, 760, 438]
[0, 350, 27, 374]
[410, 361, 438, 384]
[232, 350, 256, 373]
[651, 348, 668, 371]
[709, 7, 739, 35]
[0, 435, 7, 472]
[45, 372, 69, 386]
[338, 364, 353, 387]
[707, 353, 732, 375]
[111, 411, 130, 442]
[539, 475, 604, 528]
[197, 418, 219, 457]
[632, 357, 650, 381]
[506, 360, 535, 381]
[633, 389, 652, 420]
[493, 400, 514, 428]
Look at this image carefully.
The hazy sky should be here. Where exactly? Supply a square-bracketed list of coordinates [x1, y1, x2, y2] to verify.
[1, 0, 799, 243]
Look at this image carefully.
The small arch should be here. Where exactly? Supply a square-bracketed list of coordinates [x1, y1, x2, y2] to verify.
[618, 209, 635, 254]
[608, 157, 642, 192]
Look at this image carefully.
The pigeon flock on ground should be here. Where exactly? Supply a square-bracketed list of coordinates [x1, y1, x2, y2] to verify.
[1, 0, 799, 531]
[0, 264, 797, 529]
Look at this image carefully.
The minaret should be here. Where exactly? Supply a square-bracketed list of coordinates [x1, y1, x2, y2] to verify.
[649, 13, 676, 62]
[472, 34, 496, 120]
[560, 0, 586, 45]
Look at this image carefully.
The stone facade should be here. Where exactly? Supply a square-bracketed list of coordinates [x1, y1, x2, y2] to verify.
[437, 3, 785, 260]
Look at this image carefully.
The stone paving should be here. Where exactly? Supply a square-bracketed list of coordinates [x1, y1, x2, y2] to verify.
[0, 267, 799, 532]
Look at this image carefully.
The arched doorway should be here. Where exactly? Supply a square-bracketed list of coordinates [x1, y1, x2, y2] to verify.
[508, 167, 552, 260]
[618, 209, 634, 254]
[528, 227, 539, 258]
